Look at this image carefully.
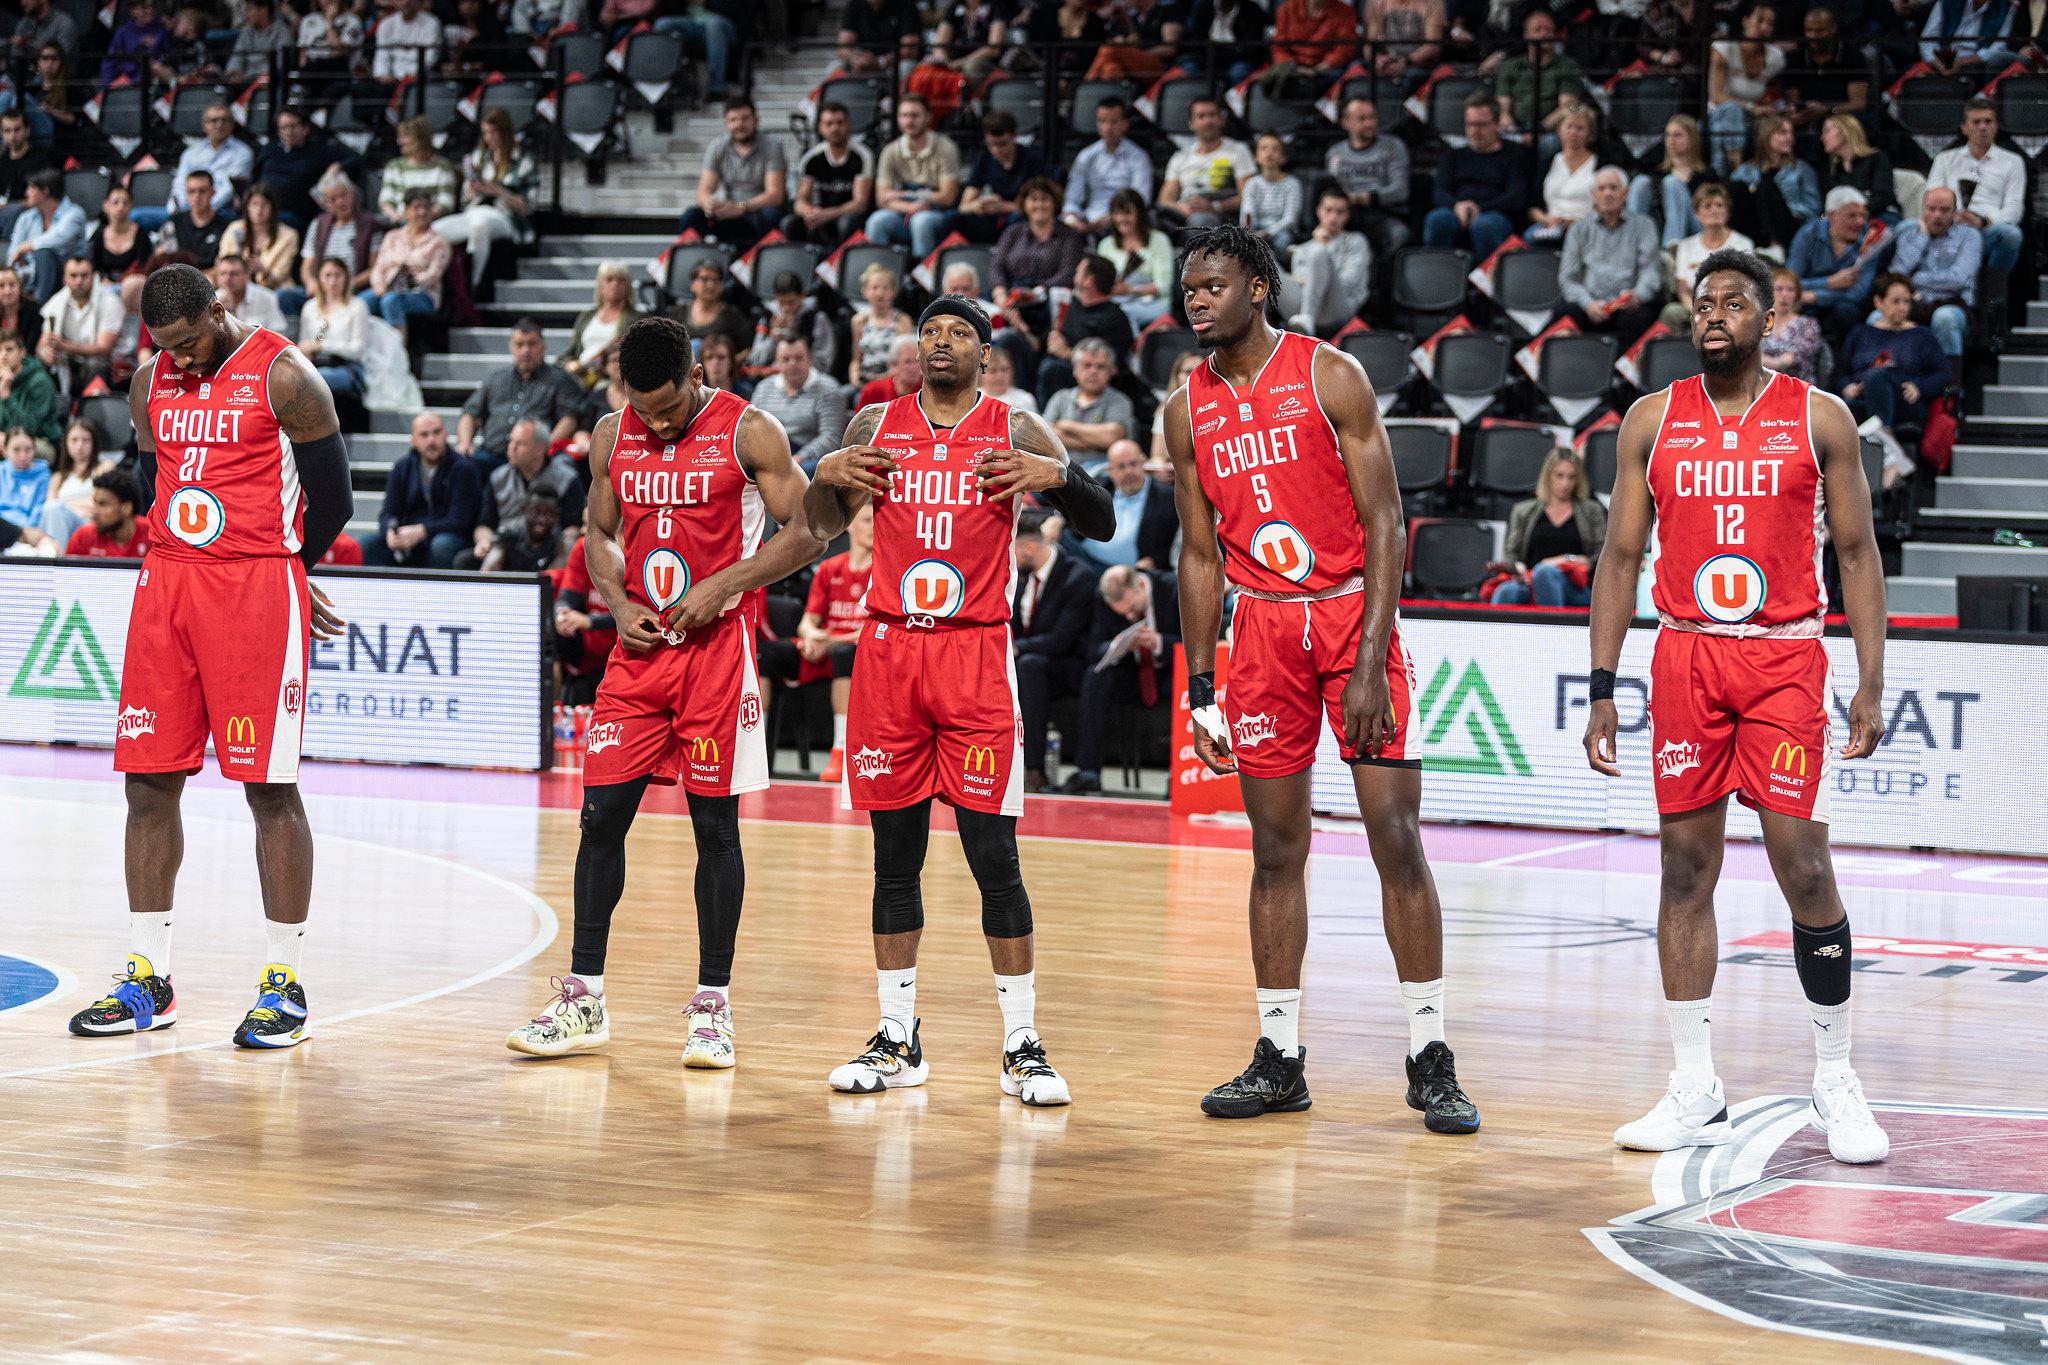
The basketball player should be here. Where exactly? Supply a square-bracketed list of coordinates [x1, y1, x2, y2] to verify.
[1164, 227, 1480, 1132]
[70, 264, 353, 1048]
[508, 316, 821, 1065]
[804, 296, 1114, 1105]
[1584, 249, 1890, 1164]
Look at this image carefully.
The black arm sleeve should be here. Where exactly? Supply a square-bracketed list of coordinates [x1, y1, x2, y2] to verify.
[294, 429, 353, 570]
[1040, 468, 1116, 541]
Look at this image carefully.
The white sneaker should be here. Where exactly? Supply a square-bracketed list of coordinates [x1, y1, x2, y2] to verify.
[827, 1019, 929, 1093]
[1811, 1067, 1889, 1164]
[507, 977, 610, 1057]
[999, 1034, 1071, 1107]
[1614, 1072, 1732, 1151]
[682, 990, 735, 1069]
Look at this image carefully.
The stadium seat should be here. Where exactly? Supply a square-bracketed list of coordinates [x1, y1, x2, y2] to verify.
[1605, 75, 1684, 147]
[1408, 519, 1494, 598]
[1581, 426, 1619, 499]
[750, 242, 824, 297]
[241, 83, 274, 140]
[1469, 421, 1557, 512]
[934, 243, 994, 294]
[1891, 75, 1975, 141]
[1859, 435, 1885, 511]
[548, 30, 609, 81]
[1386, 418, 1455, 512]
[1433, 333, 1509, 414]
[419, 78, 468, 140]
[1147, 77, 1213, 135]
[1427, 77, 1489, 143]
[622, 29, 687, 109]
[1997, 73, 2048, 141]
[480, 79, 543, 134]
[1339, 329, 1414, 409]
[82, 394, 132, 454]
[838, 241, 909, 296]
[1068, 80, 1136, 135]
[558, 80, 623, 164]
[1328, 77, 1407, 133]
[665, 241, 735, 299]
[326, 90, 380, 147]
[1393, 248, 1469, 329]
[984, 79, 1047, 141]
[64, 167, 110, 221]
[170, 85, 232, 142]
[1535, 332, 1616, 409]
[96, 86, 146, 149]
[1494, 249, 1561, 321]
[819, 77, 887, 137]
[1638, 334, 1702, 392]
[1138, 327, 1198, 391]
[124, 168, 173, 212]
[1245, 85, 1312, 136]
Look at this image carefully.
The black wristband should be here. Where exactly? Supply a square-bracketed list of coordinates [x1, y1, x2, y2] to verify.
[1189, 671, 1217, 709]
[1588, 668, 1616, 702]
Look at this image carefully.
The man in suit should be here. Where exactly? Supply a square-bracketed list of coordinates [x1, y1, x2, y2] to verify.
[1058, 563, 1181, 795]
[1070, 439, 1177, 571]
[1012, 507, 1095, 793]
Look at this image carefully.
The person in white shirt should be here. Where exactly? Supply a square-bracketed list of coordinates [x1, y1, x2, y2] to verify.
[212, 253, 288, 333]
[1529, 105, 1598, 243]
[168, 104, 252, 216]
[373, 0, 443, 82]
[298, 256, 371, 398]
[35, 255, 119, 394]
[1156, 96, 1255, 229]
[1661, 182, 1755, 328]
[1928, 97, 2024, 275]
[981, 342, 1037, 413]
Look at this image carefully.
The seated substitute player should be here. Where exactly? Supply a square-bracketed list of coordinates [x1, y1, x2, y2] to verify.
[1584, 248, 1891, 1164]
[804, 295, 1115, 1106]
[70, 263, 352, 1049]
[1163, 227, 1481, 1132]
[507, 316, 824, 1064]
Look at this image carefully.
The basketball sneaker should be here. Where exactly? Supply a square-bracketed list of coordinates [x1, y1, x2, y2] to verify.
[232, 964, 308, 1049]
[1404, 1041, 1481, 1134]
[827, 1019, 928, 1093]
[67, 954, 176, 1036]
[1201, 1038, 1311, 1118]
[681, 990, 736, 1069]
[506, 976, 610, 1057]
[1614, 1072, 1732, 1151]
[1000, 1035, 1071, 1107]
[1810, 1067, 1889, 1164]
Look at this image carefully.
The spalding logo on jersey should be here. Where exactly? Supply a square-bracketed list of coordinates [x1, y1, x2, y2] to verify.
[643, 548, 690, 610]
[1249, 521, 1315, 584]
[165, 487, 226, 548]
[1694, 553, 1766, 624]
[901, 558, 967, 619]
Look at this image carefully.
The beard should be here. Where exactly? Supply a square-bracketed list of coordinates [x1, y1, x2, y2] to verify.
[1697, 330, 1757, 376]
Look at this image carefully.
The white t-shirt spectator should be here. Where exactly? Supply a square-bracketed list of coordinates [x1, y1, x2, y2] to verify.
[1163, 140, 1256, 200]
[1673, 229, 1756, 298]
[1712, 40, 1785, 105]
[1928, 142, 2025, 229]
[373, 10, 443, 80]
[40, 283, 123, 350]
[1543, 153, 1597, 223]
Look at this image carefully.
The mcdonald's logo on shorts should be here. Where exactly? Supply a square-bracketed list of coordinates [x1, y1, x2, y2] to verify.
[225, 715, 257, 748]
[689, 736, 720, 764]
[1771, 742, 1807, 777]
[964, 745, 997, 777]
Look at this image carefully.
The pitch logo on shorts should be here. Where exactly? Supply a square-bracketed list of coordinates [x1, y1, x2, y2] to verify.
[166, 486, 226, 548]
[901, 559, 966, 619]
[1694, 553, 1766, 624]
[1233, 712, 1277, 748]
[115, 705, 156, 740]
[1248, 521, 1314, 584]
[643, 549, 689, 611]
[852, 746, 893, 780]
[586, 721, 623, 755]
[1656, 738, 1700, 779]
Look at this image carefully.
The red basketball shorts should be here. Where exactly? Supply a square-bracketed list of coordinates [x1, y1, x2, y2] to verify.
[1649, 628, 1833, 822]
[1223, 592, 1419, 779]
[114, 553, 310, 783]
[583, 611, 768, 795]
[844, 619, 1023, 816]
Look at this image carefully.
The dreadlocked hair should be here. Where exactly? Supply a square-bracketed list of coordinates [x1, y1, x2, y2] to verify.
[1176, 225, 1285, 324]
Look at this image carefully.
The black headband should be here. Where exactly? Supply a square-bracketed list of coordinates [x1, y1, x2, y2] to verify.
[917, 295, 992, 347]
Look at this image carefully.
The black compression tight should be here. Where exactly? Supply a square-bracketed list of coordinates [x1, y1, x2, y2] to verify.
[687, 791, 744, 988]
[869, 801, 1032, 939]
[572, 778, 648, 977]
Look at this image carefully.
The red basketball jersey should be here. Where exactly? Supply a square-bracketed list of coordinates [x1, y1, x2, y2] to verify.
[145, 327, 302, 562]
[864, 391, 1018, 628]
[609, 389, 763, 632]
[1185, 329, 1365, 596]
[1647, 372, 1826, 634]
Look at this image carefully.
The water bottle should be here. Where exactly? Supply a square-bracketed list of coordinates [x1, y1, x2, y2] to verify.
[1046, 731, 1061, 777]
[552, 704, 575, 768]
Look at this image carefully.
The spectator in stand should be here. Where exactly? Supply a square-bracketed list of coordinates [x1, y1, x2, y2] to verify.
[1284, 185, 1372, 337]
[24, 41, 83, 155]
[577, 344, 630, 435]
[1664, 183, 1756, 327]
[438, 109, 537, 287]
[944, 111, 1046, 246]
[219, 185, 302, 294]
[1639, 0, 1708, 70]
[297, 0, 365, 82]
[484, 482, 563, 572]
[1264, 0, 1359, 94]
[678, 98, 788, 252]
[379, 117, 460, 223]
[1010, 505, 1093, 791]
[783, 103, 874, 250]
[1044, 338, 1136, 469]
[1818, 115, 1898, 227]
[1058, 562, 1180, 794]
[135, 104, 250, 236]
[300, 257, 370, 397]
[93, 186, 149, 294]
[1920, 0, 2018, 71]
[34, 255, 116, 396]
[848, 263, 912, 386]
[749, 272, 837, 377]
[1559, 167, 1662, 341]
[1529, 105, 1598, 244]
[838, 0, 924, 73]
[1241, 134, 1305, 250]
[864, 94, 962, 263]
[254, 107, 356, 233]
[1929, 98, 2025, 282]
[992, 176, 1087, 309]
[0, 110, 52, 242]
[1786, 8, 1872, 146]
[459, 321, 585, 469]
[1034, 255, 1134, 401]
[39, 416, 104, 542]
[754, 330, 848, 473]
[373, 0, 444, 83]
[1365, 0, 1445, 92]
[155, 171, 228, 270]
[1098, 190, 1176, 329]
[0, 426, 52, 554]
[1787, 186, 1878, 341]
[0, 328, 60, 445]
[65, 468, 150, 558]
[0, 271, 40, 356]
[151, 6, 215, 85]
[1327, 97, 1412, 258]
[1761, 265, 1825, 381]
[941, 262, 985, 301]
[361, 188, 452, 337]
[287, 171, 374, 320]
[698, 331, 751, 399]
[211, 253, 287, 333]
[561, 263, 643, 387]
[366, 411, 482, 568]
[9, 169, 85, 304]
[1627, 114, 1714, 249]
[1082, 438, 1177, 570]
[1488, 448, 1605, 607]
[1729, 115, 1821, 256]
[226, 0, 293, 83]
[652, 5, 739, 104]
[1838, 271, 1948, 486]
[1025, 0, 1108, 83]
[474, 418, 584, 565]
[1707, 3, 1788, 173]
[798, 499, 874, 783]
[857, 333, 923, 408]
[12, 0, 78, 56]
[671, 259, 755, 357]
[1085, 0, 1183, 84]
[1423, 96, 1529, 264]
[1151, 350, 1202, 463]
[1888, 186, 1979, 362]
[1180, 0, 1269, 86]
[1158, 98, 1255, 232]
[98, 0, 171, 87]
[1484, 9, 1589, 153]
[982, 343, 1036, 413]
[1064, 98, 1152, 236]
[550, 530, 613, 700]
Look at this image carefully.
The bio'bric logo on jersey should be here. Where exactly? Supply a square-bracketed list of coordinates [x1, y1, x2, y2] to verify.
[1414, 659, 1531, 778]
[901, 559, 966, 619]
[643, 549, 689, 611]
[9, 600, 118, 702]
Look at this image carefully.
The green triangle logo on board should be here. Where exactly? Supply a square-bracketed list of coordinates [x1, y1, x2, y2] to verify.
[9, 601, 118, 702]
[1415, 658, 1532, 777]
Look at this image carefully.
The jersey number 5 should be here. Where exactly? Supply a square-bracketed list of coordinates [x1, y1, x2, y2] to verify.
[916, 510, 953, 551]
[1715, 504, 1745, 545]
[1250, 472, 1272, 513]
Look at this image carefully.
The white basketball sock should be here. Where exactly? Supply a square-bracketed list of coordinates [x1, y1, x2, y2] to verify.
[263, 918, 305, 975]
[878, 967, 916, 1043]
[995, 970, 1036, 1048]
[571, 972, 605, 997]
[1400, 978, 1446, 1057]
[694, 982, 724, 1003]
[833, 713, 848, 747]
[131, 911, 171, 976]
[1667, 998, 1714, 1083]
[1810, 1000, 1851, 1075]
[1257, 987, 1301, 1055]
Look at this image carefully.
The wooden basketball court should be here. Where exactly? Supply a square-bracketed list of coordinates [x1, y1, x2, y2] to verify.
[3, 751, 2045, 1361]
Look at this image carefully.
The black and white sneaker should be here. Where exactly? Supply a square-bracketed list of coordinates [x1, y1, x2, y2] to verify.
[828, 1019, 929, 1092]
[1201, 1038, 1311, 1118]
[1404, 1040, 1480, 1133]
[1000, 1035, 1071, 1106]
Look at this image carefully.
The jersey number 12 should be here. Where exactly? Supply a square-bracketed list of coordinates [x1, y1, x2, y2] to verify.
[1715, 503, 1745, 545]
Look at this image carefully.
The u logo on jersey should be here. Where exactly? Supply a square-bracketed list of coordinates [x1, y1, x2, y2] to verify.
[1249, 521, 1314, 584]
[901, 559, 966, 619]
[1694, 553, 1766, 624]
[643, 548, 690, 610]
[166, 487, 225, 548]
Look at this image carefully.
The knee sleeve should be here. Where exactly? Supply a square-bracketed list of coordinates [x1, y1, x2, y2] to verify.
[870, 802, 931, 936]
[957, 808, 1032, 939]
[580, 778, 646, 846]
